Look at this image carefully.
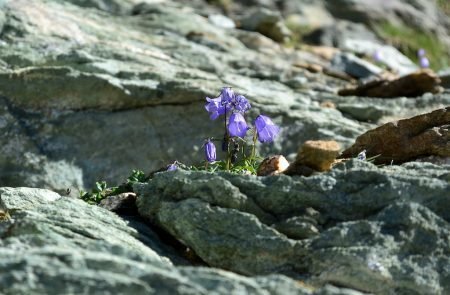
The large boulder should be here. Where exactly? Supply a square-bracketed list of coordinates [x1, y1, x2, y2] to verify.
[135, 161, 450, 294]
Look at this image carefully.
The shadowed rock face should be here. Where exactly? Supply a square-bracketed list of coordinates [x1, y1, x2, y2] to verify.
[135, 161, 450, 294]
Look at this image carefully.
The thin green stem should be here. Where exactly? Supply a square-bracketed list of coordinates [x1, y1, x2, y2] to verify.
[251, 129, 257, 159]
[224, 107, 230, 171]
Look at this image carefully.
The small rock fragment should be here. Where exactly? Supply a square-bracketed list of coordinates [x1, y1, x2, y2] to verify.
[274, 217, 320, 239]
[295, 140, 341, 172]
[257, 155, 290, 176]
[330, 52, 384, 79]
[208, 14, 235, 29]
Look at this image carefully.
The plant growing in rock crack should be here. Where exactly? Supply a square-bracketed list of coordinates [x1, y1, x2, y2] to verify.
[199, 87, 280, 174]
[79, 169, 146, 204]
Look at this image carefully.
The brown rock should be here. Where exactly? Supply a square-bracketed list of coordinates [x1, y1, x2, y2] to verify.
[257, 155, 290, 176]
[339, 107, 450, 164]
[338, 69, 442, 98]
[296, 140, 341, 171]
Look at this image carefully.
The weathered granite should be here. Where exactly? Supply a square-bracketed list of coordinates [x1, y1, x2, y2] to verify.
[136, 161, 450, 294]
[0, 0, 372, 190]
[0, 187, 348, 295]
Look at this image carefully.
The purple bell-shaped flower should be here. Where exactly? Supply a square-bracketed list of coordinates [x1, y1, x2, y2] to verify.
[254, 115, 280, 143]
[204, 139, 217, 162]
[228, 113, 248, 138]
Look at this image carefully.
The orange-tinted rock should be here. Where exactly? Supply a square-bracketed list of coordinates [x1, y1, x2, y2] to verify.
[339, 107, 450, 164]
[296, 140, 341, 171]
[257, 155, 290, 176]
[338, 69, 442, 98]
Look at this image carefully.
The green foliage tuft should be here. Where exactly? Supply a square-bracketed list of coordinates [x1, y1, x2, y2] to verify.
[187, 157, 262, 175]
[79, 169, 147, 205]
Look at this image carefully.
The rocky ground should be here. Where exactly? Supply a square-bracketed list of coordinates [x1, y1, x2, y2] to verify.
[0, 0, 449, 294]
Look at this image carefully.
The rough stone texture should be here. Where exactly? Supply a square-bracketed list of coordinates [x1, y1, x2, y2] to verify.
[0, 0, 374, 190]
[0, 187, 342, 295]
[239, 8, 292, 43]
[330, 52, 383, 79]
[340, 107, 450, 164]
[324, 0, 450, 47]
[294, 140, 341, 171]
[136, 161, 450, 294]
[342, 39, 418, 75]
[339, 69, 442, 97]
[303, 20, 380, 49]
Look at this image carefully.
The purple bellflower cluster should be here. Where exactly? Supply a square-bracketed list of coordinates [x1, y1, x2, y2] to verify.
[204, 87, 280, 167]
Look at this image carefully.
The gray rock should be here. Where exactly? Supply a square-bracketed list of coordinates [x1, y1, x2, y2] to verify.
[0, 186, 335, 295]
[208, 14, 235, 29]
[337, 103, 387, 122]
[330, 52, 383, 79]
[0, 0, 372, 189]
[315, 92, 450, 124]
[135, 160, 450, 294]
[439, 69, 450, 89]
[239, 8, 292, 42]
[343, 39, 418, 75]
[303, 20, 379, 48]
[324, 0, 450, 46]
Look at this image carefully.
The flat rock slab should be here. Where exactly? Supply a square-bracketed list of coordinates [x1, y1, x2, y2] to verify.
[340, 107, 450, 164]
[0, 187, 342, 295]
[338, 69, 442, 97]
[135, 161, 450, 294]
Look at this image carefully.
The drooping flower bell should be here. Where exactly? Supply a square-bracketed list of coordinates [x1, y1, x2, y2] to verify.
[204, 139, 217, 162]
[254, 115, 280, 143]
[220, 87, 235, 109]
[205, 96, 225, 120]
[228, 113, 248, 138]
[419, 56, 430, 68]
[166, 162, 178, 171]
[373, 50, 383, 62]
[357, 150, 367, 161]
[417, 48, 426, 57]
[205, 87, 235, 120]
[234, 95, 251, 113]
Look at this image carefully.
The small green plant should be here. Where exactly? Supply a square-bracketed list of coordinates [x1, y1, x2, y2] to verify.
[79, 169, 147, 204]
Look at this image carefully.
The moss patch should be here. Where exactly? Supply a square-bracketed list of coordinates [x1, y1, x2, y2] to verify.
[374, 22, 450, 70]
